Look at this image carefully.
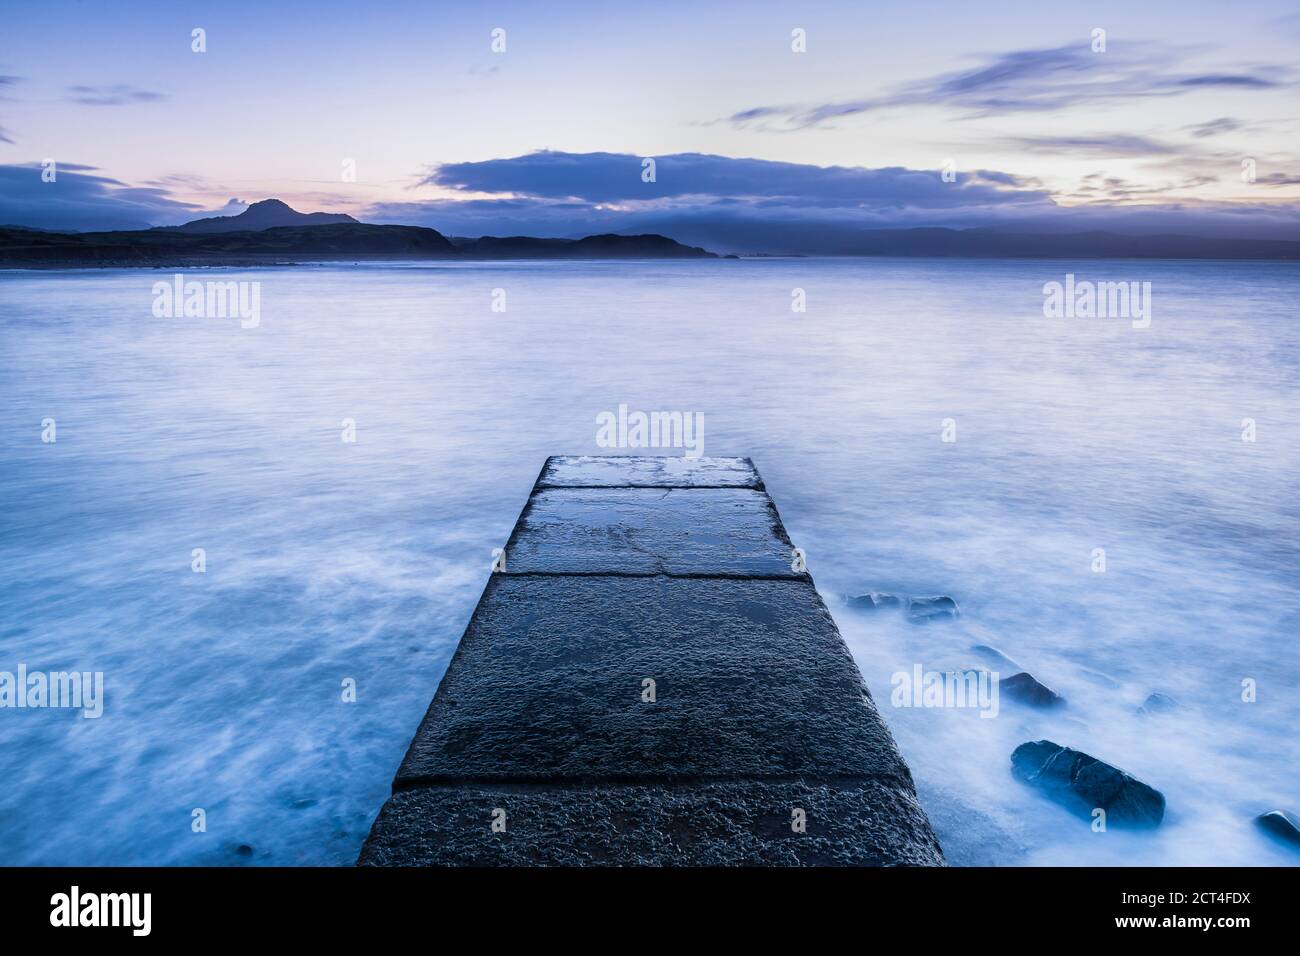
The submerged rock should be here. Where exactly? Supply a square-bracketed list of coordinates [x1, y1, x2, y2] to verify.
[971, 644, 1020, 670]
[845, 592, 904, 612]
[845, 592, 959, 622]
[1255, 809, 1300, 848]
[1138, 692, 1178, 715]
[1011, 740, 1165, 828]
[1002, 672, 1065, 707]
[907, 596, 960, 623]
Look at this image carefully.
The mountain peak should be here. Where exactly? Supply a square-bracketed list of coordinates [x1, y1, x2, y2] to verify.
[171, 198, 360, 234]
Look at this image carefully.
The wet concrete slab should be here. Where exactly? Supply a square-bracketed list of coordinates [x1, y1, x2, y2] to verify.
[362, 455, 943, 866]
[538, 455, 762, 489]
[394, 575, 911, 785]
[359, 780, 945, 866]
[503, 488, 800, 577]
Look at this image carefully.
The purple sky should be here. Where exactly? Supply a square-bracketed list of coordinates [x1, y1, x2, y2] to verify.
[2, 0, 1298, 246]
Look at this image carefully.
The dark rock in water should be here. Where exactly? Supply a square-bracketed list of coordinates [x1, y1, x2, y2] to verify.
[1011, 740, 1165, 828]
[1255, 809, 1300, 848]
[235, 844, 254, 857]
[907, 596, 960, 623]
[845, 593, 959, 623]
[971, 644, 1020, 670]
[846, 592, 904, 611]
[1138, 692, 1178, 715]
[1002, 672, 1065, 707]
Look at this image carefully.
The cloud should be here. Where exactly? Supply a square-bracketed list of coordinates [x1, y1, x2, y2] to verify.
[377, 149, 1062, 249]
[6, 147, 1297, 246]
[423, 150, 1048, 208]
[1185, 117, 1244, 138]
[210, 197, 249, 215]
[66, 84, 166, 106]
[723, 43, 1293, 130]
[0, 162, 200, 230]
[0, 74, 21, 142]
[366, 149, 1300, 251]
[991, 134, 1178, 157]
[1169, 74, 1275, 88]
[1064, 171, 1223, 201]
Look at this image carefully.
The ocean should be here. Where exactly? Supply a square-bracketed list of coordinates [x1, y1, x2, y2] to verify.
[1, 257, 1297, 865]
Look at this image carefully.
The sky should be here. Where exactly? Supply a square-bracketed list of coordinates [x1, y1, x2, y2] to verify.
[1, 0, 1299, 247]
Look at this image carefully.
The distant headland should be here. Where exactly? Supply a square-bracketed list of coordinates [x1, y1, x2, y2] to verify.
[3, 198, 1298, 268]
[0, 199, 722, 268]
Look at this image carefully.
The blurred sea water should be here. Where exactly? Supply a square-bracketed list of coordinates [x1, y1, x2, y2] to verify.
[1, 257, 1296, 865]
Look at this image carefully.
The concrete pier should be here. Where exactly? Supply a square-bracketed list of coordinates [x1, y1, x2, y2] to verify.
[358, 456, 944, 866]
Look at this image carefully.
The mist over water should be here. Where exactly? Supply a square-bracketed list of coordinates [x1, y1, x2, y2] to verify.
[1, 258, 1297, 866]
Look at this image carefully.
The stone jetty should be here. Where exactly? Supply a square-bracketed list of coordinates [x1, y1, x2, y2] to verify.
[358, 456, 943, 866]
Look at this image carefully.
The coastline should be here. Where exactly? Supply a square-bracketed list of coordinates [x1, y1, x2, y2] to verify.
[7, 252, 1299, 270]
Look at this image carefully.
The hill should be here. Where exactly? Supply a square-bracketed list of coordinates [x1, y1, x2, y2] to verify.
[0, 222, 714, 266]
[165, 199, 359, 234]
